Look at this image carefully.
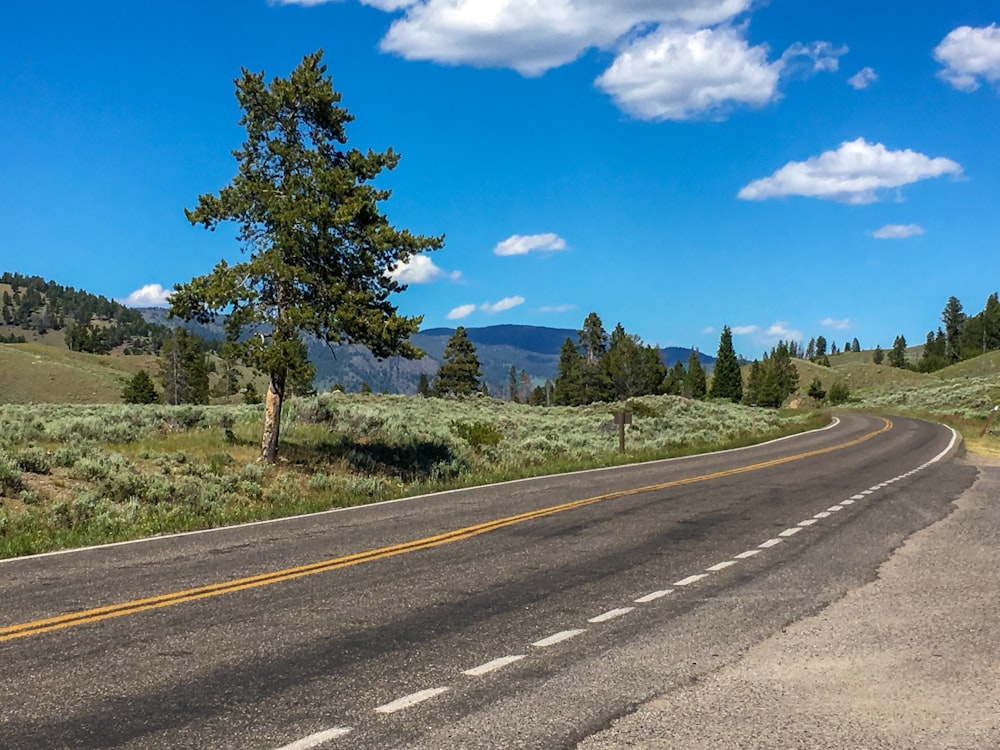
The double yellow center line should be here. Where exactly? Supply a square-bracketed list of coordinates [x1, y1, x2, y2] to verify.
[1, 418, 891, 643]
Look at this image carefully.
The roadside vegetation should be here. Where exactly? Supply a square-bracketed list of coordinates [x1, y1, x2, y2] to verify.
[0, 395, 825, 559]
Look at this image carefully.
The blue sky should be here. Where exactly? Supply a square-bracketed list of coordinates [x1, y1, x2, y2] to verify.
[2, 1, 998, 359]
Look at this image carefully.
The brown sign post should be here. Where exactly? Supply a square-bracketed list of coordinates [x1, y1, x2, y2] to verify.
[614, 411, 632, 453]
[980, 405, 999, 438]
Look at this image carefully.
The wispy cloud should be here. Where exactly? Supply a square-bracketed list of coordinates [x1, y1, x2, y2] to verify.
[446, 304, 476, 320]
[387, 254, 461, 284]
[872, 223, 924, 239]
[539, 304, 576, 313]
[121, 283, 171, 307]
[848, 66, 878, 90]
[821, 317, 851, 331]
[481, 296, 526, 314]
[738, 138, 962, 203]
[493, 233, 567, 256]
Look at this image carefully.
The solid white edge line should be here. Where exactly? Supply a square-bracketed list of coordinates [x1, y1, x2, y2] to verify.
[706, 561, 737, 572]
[735, 549, 762, 559]
[375, 687, 450, 714]
[275, 727, 352, 750]
[674, 574, 708, 586]
[462, 655, 526, 676]
[0, 418, 844, 564]
[588, 607, 634, 623]
[532, 629, 586, 648]
[635, 590, 672, 603]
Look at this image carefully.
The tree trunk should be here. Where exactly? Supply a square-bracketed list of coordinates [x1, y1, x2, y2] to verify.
[259, 366, 287, 463]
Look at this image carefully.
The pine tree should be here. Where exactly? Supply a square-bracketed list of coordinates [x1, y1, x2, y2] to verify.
[662, 360, 686, 395]
[508, 364, 519, 403]
[602, 323, 665, 400]
[159, 329, 210, 404]
[888, 335, 909, 368]
[553, 337, 584, 406]
[851, 337, 860, 353]
[417, 372, 431, 397]
[708, 325, 742, 402]
[122, 370, 160, 404]
[872, 345, 885, 365]
[941, 296, 965, 363]
[682, 349, 707, 399]
[815, 336, 827, 358]
[170, 50, 442, 462]
[434, 326, 482, 396]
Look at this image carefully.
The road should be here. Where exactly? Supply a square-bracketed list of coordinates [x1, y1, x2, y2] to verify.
[0, 413, 974, 749]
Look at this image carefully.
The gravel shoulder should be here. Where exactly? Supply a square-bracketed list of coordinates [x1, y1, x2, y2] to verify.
[578, 453, 1000, 750]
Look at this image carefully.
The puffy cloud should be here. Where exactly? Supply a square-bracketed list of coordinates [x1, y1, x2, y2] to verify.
[765, 321, 802, 341]
[376, 0, 752, 76]
[387, 254, 461, 283]
[848, 66, 878, 90]
[596, 26, 782, 121]
[737, 138, 962, 204]
[780, 41, 847, 76]
[481, 295, 525, 314]
[872, 223, 924, 239]
[731, 325, 758, 335]
[934, 24, 1000, 91]
[121, 283, 171, 307]
[821, 317, 851, 331]
[493, 232, 567, 256]
[446, 304, 476, 320]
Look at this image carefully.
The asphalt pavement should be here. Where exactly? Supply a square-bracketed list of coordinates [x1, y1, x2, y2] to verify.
[577, 452, 1000, 750]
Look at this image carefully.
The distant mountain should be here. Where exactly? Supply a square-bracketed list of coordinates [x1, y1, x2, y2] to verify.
[137, 315, 715, 396]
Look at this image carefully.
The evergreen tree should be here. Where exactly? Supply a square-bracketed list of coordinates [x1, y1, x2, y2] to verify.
[416, 372, 431, 397]
[815, 336, 827, 358]
[602, 323, 665, 400]
[578, 312, 608, 365]
[170, 51, 442, 462]
[553, 337, 584, 406]
[508, 364, 519, 403]
[805, 337, 816, 361]
[682, 349, 707, 399]
[662, 360, 685, 396]
[159, 328, 210, 404]
[434, 326, 482, 396]
[851, 337, 861, 353]
[917, 329, 948, 373]
[888, 335, 909, 368]
[122, 370, 160, 404]
[743, 360, 764, 405]
[872, 345, 885, 365]
[708, 325, 742, 402]
[941, 296, 965, 363]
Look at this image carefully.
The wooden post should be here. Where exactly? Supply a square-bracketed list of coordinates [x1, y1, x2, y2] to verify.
[980, 405, 999, 438]
[614, 411, 632, 453]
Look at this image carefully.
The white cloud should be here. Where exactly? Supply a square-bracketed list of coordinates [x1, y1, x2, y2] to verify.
[780, 41, 847, 76]
[493, 233, 567, 256]
[848, 66, 878, 90]
[539, 304, 576, 313]
[481, 296, 525, 314]
[934, 24, 1000, 91]
[821, 317, 851, 331]
[732, 322, 802, 348]
[446, 304, 476, 320]
[765, 321, 802, 341]
[737, 138, 962, 204]
[596, 26, 783, 121]
[872, 223, 925, 239]
[122, 283, 172, 307]
[731, 325, 758, 335]
[702, 326, 715, 334]
[387, 254, 461, 283]
[376, 0, 753, 77]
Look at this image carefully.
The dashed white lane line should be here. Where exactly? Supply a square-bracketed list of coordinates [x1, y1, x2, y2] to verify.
[759, 538, 782, 548]
[588, 607, 634, 623]
[532, 629, 586, 648]
[274, 728, 352, 750]
[674, 574, 709, 586]
[827, 505, 843, 512]
[842, 499, 855, 505]
[861, 490, 874, 496]
[779, 527, 802, 537]
[735, 549, 762, 559]
[813, 511, 831, 519]
[851, 494, 865, 500]
[462, 655, 526, 676]
[375, 687, 450, 714]
[635, 590, 672, 603]
[797, 519, 818, 527]
[706, 560, 737, 572]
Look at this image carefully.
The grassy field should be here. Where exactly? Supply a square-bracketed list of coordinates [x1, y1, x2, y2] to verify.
[0, 394, 827, 558]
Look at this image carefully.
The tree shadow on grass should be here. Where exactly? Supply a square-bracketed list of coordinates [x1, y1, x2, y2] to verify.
[282, 436, 461, 482]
